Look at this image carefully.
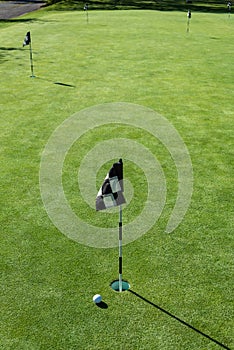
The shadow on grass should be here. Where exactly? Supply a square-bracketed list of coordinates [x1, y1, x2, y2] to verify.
[129, 289, 231, 350]
[0, 18, 38, 23]
[37, 76, 76, 87]
[0, 47, 23, 51]
[54, 82, 76, 87]
[0, 17, 53, 23]
[96, 301, 108, 309]
[0, 46, 24, 63]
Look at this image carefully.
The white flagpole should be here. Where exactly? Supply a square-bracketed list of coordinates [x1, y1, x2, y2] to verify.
[119, 204, 123, 292]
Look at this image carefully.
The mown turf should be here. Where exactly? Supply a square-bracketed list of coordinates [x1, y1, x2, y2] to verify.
[0, 8, 233, 350]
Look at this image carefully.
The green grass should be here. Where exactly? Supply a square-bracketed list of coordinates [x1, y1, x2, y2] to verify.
[0, 8, 233, 350]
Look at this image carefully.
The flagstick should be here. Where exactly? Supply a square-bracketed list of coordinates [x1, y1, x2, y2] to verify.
[119, 204, 123, 292]
[29, 41, 35, 78]
[84, 4, 89, 24]
[187, 18, 190, 33]
[187, 10, 191, 33]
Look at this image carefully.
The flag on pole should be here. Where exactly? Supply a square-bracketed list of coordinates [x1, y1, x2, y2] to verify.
[187, 10, 191, 33]
[96, 159, 125, 211]
[84, 3, 89, 23]
[22, 31, 35, 77]
[23, 31, 31, 47]
[96, 159, 126, 292]
[227, 1, 231, 17]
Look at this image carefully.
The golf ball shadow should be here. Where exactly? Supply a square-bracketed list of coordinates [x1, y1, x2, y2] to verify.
[95, 301, 108, 309]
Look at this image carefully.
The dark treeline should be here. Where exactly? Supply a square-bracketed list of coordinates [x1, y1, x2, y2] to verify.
[45, 0, 230, 13]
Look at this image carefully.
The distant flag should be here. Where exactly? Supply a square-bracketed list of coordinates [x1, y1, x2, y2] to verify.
[23, 31, 31, 47]
[22, 31, 35, 77]
[227, 1, 231, 17]
[187, 10, 191, 33]
[96, 159, 125, 211]
[84, 3, 89, 23]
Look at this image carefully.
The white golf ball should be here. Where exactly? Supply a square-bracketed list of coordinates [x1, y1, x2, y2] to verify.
[93, 294, 102, 303]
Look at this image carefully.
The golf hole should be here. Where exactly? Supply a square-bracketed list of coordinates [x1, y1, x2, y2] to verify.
[110, 280, 130, 292]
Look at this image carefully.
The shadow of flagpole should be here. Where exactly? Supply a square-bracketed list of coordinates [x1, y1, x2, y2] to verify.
[35, 76, 76, 87]
[128, 289, 231, 350]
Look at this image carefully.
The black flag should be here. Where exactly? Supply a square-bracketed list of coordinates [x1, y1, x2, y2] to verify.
[96, 159, 126, 211]
[23, 32, 31, 47]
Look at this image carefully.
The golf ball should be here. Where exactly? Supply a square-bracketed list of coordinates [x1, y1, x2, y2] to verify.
[93, 294, 102, 303]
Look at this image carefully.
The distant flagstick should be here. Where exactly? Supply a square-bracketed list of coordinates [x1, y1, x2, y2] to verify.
[227, 1, 231, 18]
[23, 31, 35, 77]
[96, 159, 126, 292]
[84, 3, 89, 23]
[187, 10, 191, 33]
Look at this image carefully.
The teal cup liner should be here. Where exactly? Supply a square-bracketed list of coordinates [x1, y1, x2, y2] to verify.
[110, 280, 130, 292]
